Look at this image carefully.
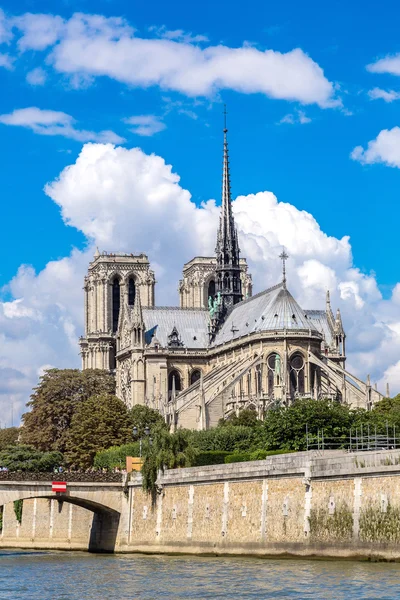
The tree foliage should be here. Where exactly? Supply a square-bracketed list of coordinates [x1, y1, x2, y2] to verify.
[142, 427, 196, 500]
[21, 369, 115, 453]
[66, 394, 133, 469]
[0, 427, 19, 451]
[0, 445, 63, 472]
[94, 442, 140, 470]
[130, 405, 166, 437]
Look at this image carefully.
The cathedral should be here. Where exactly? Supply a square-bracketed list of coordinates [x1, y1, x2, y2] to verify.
[79, 124, 383, 430]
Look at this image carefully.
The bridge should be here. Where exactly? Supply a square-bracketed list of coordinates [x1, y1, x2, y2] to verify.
[0, 475, 129, 552]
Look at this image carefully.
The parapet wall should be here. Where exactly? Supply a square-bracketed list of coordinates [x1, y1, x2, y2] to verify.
[3, 449, 400, 559]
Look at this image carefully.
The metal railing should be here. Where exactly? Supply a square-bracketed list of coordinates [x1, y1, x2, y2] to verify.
[306, 423, 400, 452]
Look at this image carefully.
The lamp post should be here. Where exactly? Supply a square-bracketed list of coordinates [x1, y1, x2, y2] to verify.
[132, 425, 151, 458]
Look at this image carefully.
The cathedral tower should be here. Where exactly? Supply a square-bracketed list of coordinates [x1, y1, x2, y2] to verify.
[79, 250, 155, 371]
[214, 110, 243, 316]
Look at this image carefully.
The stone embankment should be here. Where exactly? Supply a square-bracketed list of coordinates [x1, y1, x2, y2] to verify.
[3, 449, 400, 559]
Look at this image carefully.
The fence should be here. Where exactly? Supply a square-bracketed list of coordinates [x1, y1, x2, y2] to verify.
[306, 423, 399, 452]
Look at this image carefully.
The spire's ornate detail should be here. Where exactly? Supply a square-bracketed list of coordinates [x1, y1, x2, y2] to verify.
[279, 248, 289, 289]
[214, 106, 242, 321]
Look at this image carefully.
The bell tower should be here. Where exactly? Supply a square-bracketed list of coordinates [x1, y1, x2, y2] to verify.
[79, 250, 155, 371]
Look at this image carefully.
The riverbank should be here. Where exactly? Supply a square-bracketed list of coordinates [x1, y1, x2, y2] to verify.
[3, 449, 400, 559]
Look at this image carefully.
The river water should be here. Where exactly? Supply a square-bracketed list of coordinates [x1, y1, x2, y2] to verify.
[1, 550, 400, 599]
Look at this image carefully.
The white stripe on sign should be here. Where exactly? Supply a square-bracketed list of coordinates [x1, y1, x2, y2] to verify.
[52, 482, 67, 492]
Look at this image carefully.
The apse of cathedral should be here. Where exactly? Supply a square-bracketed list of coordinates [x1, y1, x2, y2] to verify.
[79, 122, 383, 430]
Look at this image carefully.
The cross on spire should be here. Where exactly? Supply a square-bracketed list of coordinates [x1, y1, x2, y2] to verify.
[223, 103, 228, 132]
[279, 248, 289, 288]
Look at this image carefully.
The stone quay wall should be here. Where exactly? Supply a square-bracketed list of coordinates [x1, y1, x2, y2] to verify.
[4, 449, 400, 559]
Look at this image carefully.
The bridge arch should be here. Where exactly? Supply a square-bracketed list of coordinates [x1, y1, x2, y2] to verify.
[0, 482, 123, 552]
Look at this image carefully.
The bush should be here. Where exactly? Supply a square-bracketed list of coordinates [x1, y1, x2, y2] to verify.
[0, 445, 63, 472]
[225, 452, 251, 464]
[193, 451, 232, 466]
[94, 442, 140, 470]
[189, 426, 257, 452]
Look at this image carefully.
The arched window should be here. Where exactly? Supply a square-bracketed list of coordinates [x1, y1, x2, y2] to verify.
[207, 279, 215, 300]
[223, 273, 230, 291]
[128, 277, 135, 306]
[267, 353, 281, 397]
[290, 353, 305, 398]
[168, 370, 182, 401]
[112, 278, 120, 332]
[190, 369, 201, 386]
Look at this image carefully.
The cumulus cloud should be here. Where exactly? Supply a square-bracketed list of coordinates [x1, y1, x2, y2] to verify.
[351, 127, 400, 168]
[4, 11, 339, 107]
[0, 107, 126, 144]
[368, 87, 400, 102]
[26, 67, 47, 86]
[367, 54, 400, 76]
[124, 115, 166, 137]
[2, 142, 400, 426]
[13, 13, 65, 51]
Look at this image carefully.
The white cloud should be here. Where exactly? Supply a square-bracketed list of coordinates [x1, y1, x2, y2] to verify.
[0, 8, 12, 44]
[149, 25, 209, 44]
[0, 52, 12, 69]
[279, 109, 311, 125]
[13, 13, 65, 51]
[2, 142, 400, 426]
[367, 54, 400, 76]
[0, 107, 126, 144]
[6, 11, 339, 107]
[26, 67, 47, 86]
[351, 127, 400, 168]
[368, 87, 400, 102]
[124, 115, 166, 137]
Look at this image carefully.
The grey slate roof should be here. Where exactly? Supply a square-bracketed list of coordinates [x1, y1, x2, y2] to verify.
[213, 283, 319, 346]
[305, 310, 334, 346]
[143, 307, 210, 349]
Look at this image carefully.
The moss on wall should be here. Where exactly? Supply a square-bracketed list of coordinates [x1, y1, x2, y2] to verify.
[360, 503, 400, 543]
[309, 503, 353, 541]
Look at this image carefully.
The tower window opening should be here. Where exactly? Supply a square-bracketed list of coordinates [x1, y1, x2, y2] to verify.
[128, 277, 136, 306]
[190, 369, 201, 386]
[168, 370, 182, 401]
[112, 278, 121, 333]
[208, 279, 216, 300]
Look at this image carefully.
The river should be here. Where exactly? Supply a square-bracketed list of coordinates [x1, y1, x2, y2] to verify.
[0, 550, 400, 599]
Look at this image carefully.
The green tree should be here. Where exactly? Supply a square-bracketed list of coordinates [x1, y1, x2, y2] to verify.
[65, 394, 132, 468]
[261, 398, 354, 451]
[219, 408, 259, 428]
[189, 425, 257, 452]
[0, 445, 63, 472]
[130, 405, 166, 437]
[94, 442, 140, 470]
[142, 427, 196, 500]
[21, 369, 115, 453]
[0, 427, 19, 451]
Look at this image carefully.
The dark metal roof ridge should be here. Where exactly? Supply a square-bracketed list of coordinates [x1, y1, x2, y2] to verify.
[232, 281, 284, 307]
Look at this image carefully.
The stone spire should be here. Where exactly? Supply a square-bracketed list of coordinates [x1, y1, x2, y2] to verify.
[131, 286, 143, 327]
[131, 290, 144, 347]
[214, 106, 242, 317]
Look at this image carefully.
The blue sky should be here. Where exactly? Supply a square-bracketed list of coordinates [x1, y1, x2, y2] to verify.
[3, 0, 400, 424]
[1, 0, 400, 289]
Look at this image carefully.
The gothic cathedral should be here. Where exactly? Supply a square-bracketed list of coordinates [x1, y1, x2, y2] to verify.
[80, 125, 383, 430]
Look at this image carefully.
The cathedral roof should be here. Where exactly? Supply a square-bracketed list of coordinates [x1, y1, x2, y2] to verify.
[213, 282, 320, 345]
[304, 310, 334, 347]
[142, 307, 210, 349]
